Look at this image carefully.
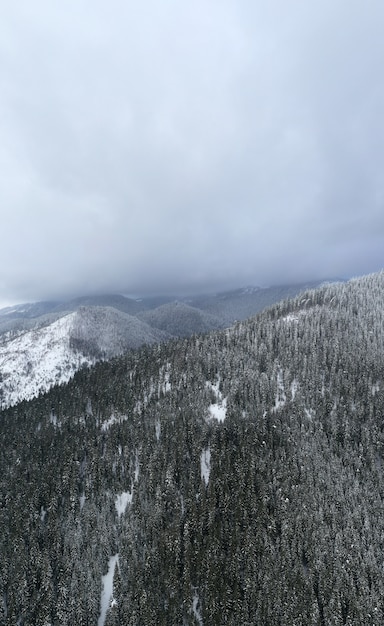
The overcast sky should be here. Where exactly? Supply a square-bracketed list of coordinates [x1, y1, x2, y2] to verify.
[1, 1, 384, 306]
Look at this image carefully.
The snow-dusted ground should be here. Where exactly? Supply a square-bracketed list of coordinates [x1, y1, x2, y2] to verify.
[282, 314, 300, 323]
[291, 379, 299, 400]
[273, 369, 287, 411]
[206, 380, 227, 422]
[98, 457, 140, 622]
[372, 382, 380, 395]
[115, 491, 133, 518]
[98, 554, 119, 626]
[101, 412, 129, 432]
[192, 591, 204, 625]
[155, 418, 161, 441]
[79, 493, 86, 510]
[0, 313, 93, 408]
[201, 447, 211, 485]
[115, 454, 140, 518]
[281, 308, 310, 324]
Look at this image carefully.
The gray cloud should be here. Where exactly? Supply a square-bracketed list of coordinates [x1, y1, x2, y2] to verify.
[1, 0, 384, 306]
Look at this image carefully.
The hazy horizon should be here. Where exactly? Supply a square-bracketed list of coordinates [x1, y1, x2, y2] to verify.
[1, 1, 384, 307]
[0, 270, 363, 311]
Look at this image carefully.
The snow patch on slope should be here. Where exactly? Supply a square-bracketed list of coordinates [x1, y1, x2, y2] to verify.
[101, 412, 129, 432]
[206, 380, 227, 422]
[115, 453, 140, 518]
[115, 492, 133, 518]
[273, 369, 287, 411]
[192, 590, 204, 625]
[98, 554, 119, 626]
[372, 382, 380, 395]
[291, 379, 299, 400]
[201, 447, 211, 486]
[155, 418, 161, 441]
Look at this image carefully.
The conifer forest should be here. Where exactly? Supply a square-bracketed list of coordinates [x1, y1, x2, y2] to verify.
[2, 272, 384, 625]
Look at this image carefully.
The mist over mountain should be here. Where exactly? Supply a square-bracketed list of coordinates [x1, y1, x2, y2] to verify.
[53, 295, 145, 317]
[0, 279, 329, 326]
[184, 280, 333, 325]
[1, 271, 384, 623]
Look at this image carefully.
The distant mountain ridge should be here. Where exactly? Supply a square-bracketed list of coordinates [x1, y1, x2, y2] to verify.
[0, 279, 335, 408]
[137, 301, 225, 337]
[0, 279, 332, 325]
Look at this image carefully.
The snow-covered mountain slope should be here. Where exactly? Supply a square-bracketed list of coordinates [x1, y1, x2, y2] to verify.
[0, 313, 93, 408]
[70, 305, 170, 358]
[0, 307, 169, 408]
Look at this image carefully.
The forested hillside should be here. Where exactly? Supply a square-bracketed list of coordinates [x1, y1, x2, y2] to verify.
[0, 282, 322, 409]
[1, 272, 384, 625]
